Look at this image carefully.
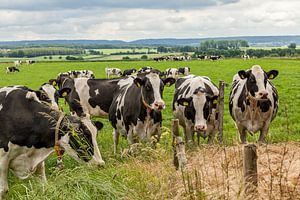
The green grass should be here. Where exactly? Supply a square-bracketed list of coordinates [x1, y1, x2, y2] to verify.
[1, 58, 300, 199]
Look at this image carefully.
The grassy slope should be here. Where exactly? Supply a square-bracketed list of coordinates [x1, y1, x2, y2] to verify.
[0, 58, 299, 199]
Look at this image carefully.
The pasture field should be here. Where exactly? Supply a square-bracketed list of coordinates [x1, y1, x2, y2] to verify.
[0, 58, 300, 199]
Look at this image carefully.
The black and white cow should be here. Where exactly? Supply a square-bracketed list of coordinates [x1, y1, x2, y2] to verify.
[122, 68, 137, 76]
[166, 68, 179, 79]
[25, 60, 35, 65]
[229, 65, 279, 144]
[178, 67, 190, 76]
[138, 66, 152, 73]
[58, 70, 95, 79]
[173, 75, 219, 144]
[0, 86, 104, 198]
[6, 66, 19, 73]
[210, 55, 222, 61]
[53, 77, 122, 118]
[105, 68, 122, 78]
[109, 71, 175, 153]
[13, 60, 22, 67]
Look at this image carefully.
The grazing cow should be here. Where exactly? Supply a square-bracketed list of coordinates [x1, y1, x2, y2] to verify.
[166, 68, 179, 79]
[6, 66, 19, 73]
[138, 66, 153, 73]
[51, 77, 122, 118]
[58, 70, 95, 79]
[178, 67, 190, 76]
[122, 68, 137, 76]
[13, 60, 22, 67]
[229, 65, 279, 144]
[105, 68, 122, 78]
[25, 60, 35, 65]
[242, 54, 250, 60]
[197, 55, 208, 60]
[109, 72, 175, 153]
[210, 55, 222, 61]
[0, 86, 104, 199]
[173, 75, 219, 144]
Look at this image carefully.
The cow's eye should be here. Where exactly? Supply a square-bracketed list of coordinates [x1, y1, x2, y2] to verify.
[146, 85, 151, 91]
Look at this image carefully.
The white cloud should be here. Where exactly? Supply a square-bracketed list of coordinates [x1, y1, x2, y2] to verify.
[0, 0, 299, 41]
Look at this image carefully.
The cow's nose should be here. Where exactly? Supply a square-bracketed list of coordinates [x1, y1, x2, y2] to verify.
[259, 91, 268, 98]
[195, 124, 207, 131]
[154, 101, 165, 110]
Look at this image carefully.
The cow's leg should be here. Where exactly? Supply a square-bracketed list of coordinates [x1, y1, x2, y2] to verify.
[207, 131, 215, 145]
[258, 126, 269, 144]
[237, 125, 247, 144]
[35, 161, 47, 182]
[113, 129, 119, 154]
[0, 150, 9, 199]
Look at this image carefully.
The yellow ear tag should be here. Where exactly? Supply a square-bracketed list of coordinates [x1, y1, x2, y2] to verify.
[240, 75, 244, 79]
[183, 102, 189, 106]
[52, 81, 57, 86]
[136, 82, 141, 87]
[213, 99, 218, 104]
[62, 92, 68, 97]
[269, 74, 274, 79]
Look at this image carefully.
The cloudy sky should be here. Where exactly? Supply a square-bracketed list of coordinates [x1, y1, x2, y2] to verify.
[0, 0, 299, 41]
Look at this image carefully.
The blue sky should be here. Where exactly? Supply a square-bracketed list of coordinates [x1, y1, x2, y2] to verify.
[0, 0, 299, 41]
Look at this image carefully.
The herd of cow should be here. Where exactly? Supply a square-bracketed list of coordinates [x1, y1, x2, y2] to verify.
[0, 64, 279, 198]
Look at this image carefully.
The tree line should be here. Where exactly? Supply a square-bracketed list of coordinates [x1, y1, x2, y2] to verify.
[0, 47, 84, 58]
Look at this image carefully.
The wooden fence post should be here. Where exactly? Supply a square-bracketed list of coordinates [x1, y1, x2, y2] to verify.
[217, 80, 225, 144]
[172, 119, 187, 170]
[244, 144, 258, 198]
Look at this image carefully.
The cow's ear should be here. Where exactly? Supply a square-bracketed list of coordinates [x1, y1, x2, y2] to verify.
[177, 97, 192, 107]
[238, 70, 248, 79]
[94, 121, 104, 131]
[266, 70, 279, 80]
[163, 77, 176, 87]
[34, 91, 42, 99]
[134, 77, 145, 88]
[49, 79, 57, 86]
[58, 88, 71, 97]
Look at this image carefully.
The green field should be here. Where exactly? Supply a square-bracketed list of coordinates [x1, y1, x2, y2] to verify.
[0, 59, 299, 199]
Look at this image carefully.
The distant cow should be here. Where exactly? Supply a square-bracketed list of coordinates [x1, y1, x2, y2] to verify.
[241, 54, 250, 60]
[138, 66, 153, 73]
[0, 86, 104, 198]
[122, 68, 137, 76]
[109, 71, 175, 153]
[229, 65, 279, 143]
[197, 55, 208, 60]
[25, 60, 35, 65]
[173, 75, 219, 144]
[105, 68, 122, 78]
[178, 67, 190, 76]
[166, 68, 179, 79]
[58, 70, 95, 79]
[210, 55, 222, 61]
[6, 66, 19, 73]
[14, 60, 22, 67]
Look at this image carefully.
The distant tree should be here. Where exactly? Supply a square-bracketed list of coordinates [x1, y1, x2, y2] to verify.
[58, 56, 62, 59]
[122, 56, 130, 60]
[157, 46, 168, 53]
[44, 56, 47, 59]
[49, 56, 52, 59]
[141, 55, 148, 60]
[288, 43, 296, 49]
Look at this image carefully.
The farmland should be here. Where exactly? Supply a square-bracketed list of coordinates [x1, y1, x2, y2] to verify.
[0, 58, 300, 199]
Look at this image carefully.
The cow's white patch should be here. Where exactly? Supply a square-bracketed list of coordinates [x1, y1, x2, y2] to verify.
[0, 86, 21, 97]
[7, 142, 52, 180]
[166, 68, 179, 79]
[95, 89, 99, 95]
[0, 104, 2, 111]
[251, 65, 266, 97]
[25, 91, 41, 103]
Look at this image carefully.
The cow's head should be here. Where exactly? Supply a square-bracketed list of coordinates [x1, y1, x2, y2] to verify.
[167, 68, 179, 79]
[60, 116, 105, 166]
[238, 65, 278, 99]
[134, 72, 175, 111]
[177, 87, 218, 137]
